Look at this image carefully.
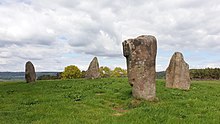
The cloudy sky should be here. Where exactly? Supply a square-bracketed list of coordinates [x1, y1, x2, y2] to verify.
[0, 0, 219, 72]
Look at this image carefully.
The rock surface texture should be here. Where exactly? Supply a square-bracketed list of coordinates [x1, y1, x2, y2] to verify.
[122, 35, 157, 101]
[25, 61, 36, 83]
[85, 57, 100, 79]
[166, 52, 191, 90]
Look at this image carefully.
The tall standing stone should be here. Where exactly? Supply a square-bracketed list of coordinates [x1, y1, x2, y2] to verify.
[166, 52, 191, 90]
[122, 35, 157, 101]
[85, 57, 100, 79]
[25, 61, 36, 83]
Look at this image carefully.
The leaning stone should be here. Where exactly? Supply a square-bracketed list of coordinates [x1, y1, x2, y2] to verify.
[122, 35, 157, 101]
[85, 57, 100, 79]
[166, 52, 191, 90]
[25, 61, 36, 83]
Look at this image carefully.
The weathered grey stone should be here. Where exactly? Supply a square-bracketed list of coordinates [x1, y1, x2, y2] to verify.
[122, 35, 157, 101]
[25, 61, 36, 83]
[166, 52, 191, 90]
[85, 57, 100, 79]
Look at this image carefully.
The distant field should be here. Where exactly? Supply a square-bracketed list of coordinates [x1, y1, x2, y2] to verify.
[0, 78, 220, 123]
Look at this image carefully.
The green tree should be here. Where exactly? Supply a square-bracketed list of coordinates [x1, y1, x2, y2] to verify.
[81, 70, 86, 78]
[99, 66, 112, 78]
[111, 67, 127, 77]
[61, 65, 82, 79]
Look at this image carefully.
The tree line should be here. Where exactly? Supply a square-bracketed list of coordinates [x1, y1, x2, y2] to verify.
[37, 65, 220, 80]
[155, 68, 220, 80]
[38, 65, 127, 80]
[190, 68, 220, 80]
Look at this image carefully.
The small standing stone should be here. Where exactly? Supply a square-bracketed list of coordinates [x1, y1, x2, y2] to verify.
[85, 57, 100, 79]
[25, 61, 36, 83]
[166, 52, 191, 90]
[122, 35, 157, 101]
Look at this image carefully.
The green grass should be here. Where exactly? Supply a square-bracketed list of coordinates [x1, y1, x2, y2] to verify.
[0, 78, 220, 124]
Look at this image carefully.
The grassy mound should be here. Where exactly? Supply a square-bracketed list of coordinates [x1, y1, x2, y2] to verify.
[0, 78, 220, 123]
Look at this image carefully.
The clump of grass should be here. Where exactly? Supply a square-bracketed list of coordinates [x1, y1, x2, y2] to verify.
[21, 99, 40, 105]
[63, 92, 83, 102]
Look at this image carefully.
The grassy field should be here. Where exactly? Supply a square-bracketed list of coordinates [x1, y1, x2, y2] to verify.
[0, 78, 220, 124]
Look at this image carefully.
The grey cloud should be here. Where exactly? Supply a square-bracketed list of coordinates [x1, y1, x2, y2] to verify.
[0, 39, 54, 47]
[84, 49, 121, 58]
[0, 40, 14, 47]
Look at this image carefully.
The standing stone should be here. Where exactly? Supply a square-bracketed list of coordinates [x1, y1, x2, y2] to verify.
[85, 57, 100, 79]
[166, 52, 191, 90]
[25, 61, 36, 83]
[122, 35, 157, 101]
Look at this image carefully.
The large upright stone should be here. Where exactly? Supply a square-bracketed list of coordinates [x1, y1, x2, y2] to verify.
[166, 52, 191, 90]
[122, 35, 157, 101]
[85, 57, 100, 79]
[25, 61, 36, 83]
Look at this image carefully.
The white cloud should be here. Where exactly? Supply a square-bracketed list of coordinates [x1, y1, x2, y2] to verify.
[0, 0, 220, 71]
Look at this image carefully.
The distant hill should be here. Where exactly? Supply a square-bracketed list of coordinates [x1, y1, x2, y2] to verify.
[0, 72, 59, 81]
